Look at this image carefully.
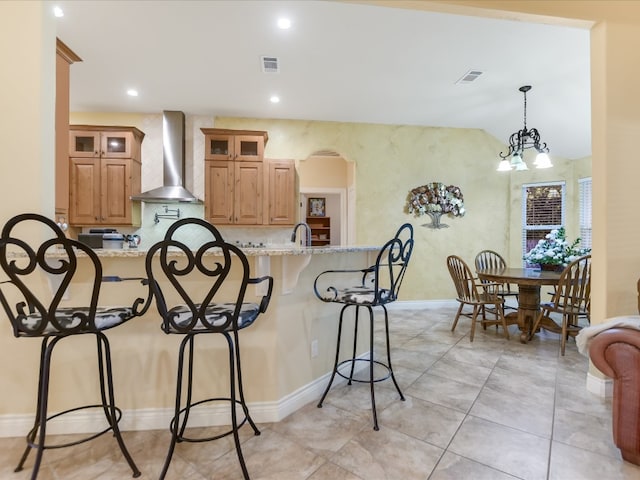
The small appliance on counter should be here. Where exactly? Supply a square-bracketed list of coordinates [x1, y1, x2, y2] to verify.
[78, 229, 124, 249]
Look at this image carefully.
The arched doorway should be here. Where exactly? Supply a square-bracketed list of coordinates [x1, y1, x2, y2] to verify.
[297, 150, 355, 245]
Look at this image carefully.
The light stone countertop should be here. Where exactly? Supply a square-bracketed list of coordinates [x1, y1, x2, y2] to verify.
[37, 244, 381, 259]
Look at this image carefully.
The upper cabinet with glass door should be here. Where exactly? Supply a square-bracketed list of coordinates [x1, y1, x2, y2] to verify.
[69, 126, 140, 159]
[202, 128, 268, 161]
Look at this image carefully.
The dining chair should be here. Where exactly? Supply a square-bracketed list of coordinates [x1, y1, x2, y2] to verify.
[530, 254, 591, 355]
[144, 217, 273, 480]
[0, 213, 150, 480]
[474, 249, 519, 311]
[313, 223, 413, 430]
[447, 255, 510, 342]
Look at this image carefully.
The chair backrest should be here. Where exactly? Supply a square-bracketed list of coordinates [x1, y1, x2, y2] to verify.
[447, 255, 484, 303]
[551, 254, 591, 315]
[145, 217, 272, 334]
[370, 223, 414, 304]
[475, 250, 506, 272]
[0, 213, 105, 336]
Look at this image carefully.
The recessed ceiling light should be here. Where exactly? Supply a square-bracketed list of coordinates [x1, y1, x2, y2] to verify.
[127, 89, 139, 97]
[277, 18, 291, 29]
[53, 6, 64, 17]
[270, 95, 280, 104]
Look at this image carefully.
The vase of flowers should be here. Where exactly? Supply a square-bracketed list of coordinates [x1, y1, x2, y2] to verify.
[523, 227, 591, 269]
[406, 182, 465, 229]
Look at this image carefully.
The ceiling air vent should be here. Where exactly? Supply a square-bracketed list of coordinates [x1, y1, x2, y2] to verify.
[261, 56, 280, 73]
[455, 70, 483, 84]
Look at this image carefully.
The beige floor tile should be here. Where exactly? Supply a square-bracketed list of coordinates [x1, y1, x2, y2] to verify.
[447, 416, 550, 480]
[331, 426, 443, 480]
[549, 441, 640, 480]
[406, 372, 482, 413]
[429, 451, 520, 479]
[377, 395, 465, 448]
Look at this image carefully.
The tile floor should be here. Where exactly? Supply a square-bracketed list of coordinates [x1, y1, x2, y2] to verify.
[2, 305, 640, 480]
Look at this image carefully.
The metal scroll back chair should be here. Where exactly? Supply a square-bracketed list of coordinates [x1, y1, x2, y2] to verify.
[0, 213, 150, 480]
[530, 254, 591, 355]
[474, 250, 519, 312]
[447, 255, 510, 342]
[313, 223, 414, 431]
[145, 217, 273, 480]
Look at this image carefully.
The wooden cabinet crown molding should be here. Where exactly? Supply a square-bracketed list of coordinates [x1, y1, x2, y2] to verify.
[200, 128, 268, 144]
[56, 38, 82, 64]
[69, 124, 145, 140]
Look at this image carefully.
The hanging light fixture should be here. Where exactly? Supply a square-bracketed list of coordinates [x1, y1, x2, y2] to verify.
[497, 85, 553, 171]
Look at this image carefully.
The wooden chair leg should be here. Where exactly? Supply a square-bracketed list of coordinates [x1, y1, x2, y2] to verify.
[498, 304, 510, 340]
[470, 305, 479, 342]
[451, 302, 464, 332]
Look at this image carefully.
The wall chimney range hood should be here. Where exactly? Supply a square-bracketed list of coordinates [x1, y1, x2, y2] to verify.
[130, 111, 200, 203]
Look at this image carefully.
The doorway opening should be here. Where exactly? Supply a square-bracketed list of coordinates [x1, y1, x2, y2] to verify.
[298, 151, 355, 246]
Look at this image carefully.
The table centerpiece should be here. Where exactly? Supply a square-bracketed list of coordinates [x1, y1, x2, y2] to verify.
[523, 227, 590, 271]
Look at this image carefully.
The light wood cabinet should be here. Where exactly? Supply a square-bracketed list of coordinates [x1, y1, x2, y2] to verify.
[307, 216, 331, 246]
[204, 160, 263, 225]
[68, 125, 144, 226]
[55, 39, 81, 228]
[202, 128, 297, 226]
[267, 160, 296, 225]
[202, 128, 268, 162]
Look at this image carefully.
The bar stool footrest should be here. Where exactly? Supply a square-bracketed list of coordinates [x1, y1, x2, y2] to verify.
[170, 397, 254, 443]
[26, 404, 123, 451]
[336, 358, 393, 383]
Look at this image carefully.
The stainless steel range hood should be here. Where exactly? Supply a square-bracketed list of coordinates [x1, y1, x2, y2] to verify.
[130, 110, 200, 203]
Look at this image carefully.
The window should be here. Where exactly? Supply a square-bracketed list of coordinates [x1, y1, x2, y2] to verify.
[522, 182, 566, 263]
[578, 178, 592, 250]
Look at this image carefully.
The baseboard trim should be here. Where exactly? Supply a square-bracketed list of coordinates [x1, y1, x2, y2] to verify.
[586, 371, 613, 398]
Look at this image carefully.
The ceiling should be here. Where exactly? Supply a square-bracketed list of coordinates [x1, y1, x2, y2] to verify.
[54, 0, 592, 160]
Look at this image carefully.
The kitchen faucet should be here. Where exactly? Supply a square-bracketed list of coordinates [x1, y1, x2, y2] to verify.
[291, 222, 312, 246]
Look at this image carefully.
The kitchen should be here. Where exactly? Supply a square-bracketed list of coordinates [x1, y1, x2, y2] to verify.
[3, 1, 640, 478]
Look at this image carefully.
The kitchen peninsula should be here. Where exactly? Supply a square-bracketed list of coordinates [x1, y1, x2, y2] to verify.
[8, 243, 382, 435]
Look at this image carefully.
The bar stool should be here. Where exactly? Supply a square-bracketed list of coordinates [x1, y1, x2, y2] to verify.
[144, 218, 273, 480]
[313, 223, 414, 430]
[0, 213, 150, 480]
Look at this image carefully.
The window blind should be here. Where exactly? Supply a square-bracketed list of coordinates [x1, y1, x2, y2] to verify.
[578, 177, 592, 249]
[521, 182, 566, 263]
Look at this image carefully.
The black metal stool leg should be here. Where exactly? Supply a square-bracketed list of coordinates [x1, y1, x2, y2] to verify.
[232, 331, 260, 436]
[382, 306, 404, 401]
[18, 337, 57, 480]
[225, 333, 251, 480]
[367, 306, 379, 431]
[96, 333, 140, 478]
[318, 304, 349, 408]
[348, 306, 359, 384]
[160, 334, 192, 480]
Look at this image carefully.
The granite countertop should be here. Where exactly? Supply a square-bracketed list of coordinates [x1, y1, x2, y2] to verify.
[34, 244, 380, 259]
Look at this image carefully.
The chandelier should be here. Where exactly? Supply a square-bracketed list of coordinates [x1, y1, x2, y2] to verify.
[497, 85, 552, 171]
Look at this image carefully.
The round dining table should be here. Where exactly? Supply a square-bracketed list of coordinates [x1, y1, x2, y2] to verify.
[477, 267, 562, 343]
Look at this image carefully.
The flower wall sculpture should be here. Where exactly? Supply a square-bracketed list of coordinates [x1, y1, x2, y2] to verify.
[523, 227, 591, 267]
[406, 182, 465, 228]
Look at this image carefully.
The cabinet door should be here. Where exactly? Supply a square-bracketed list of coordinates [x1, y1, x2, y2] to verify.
[101, 159, 131, 224]
[234, 135, 264, 161]
[101, 131, 134, 158]
[69, 131, 101, 158]
[267, 160, 295, 225]
[204, 134, 234, 161]
[69, 158, 101, 225]
[205, 161, 234, 224]
[234, 161, 263, 224]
